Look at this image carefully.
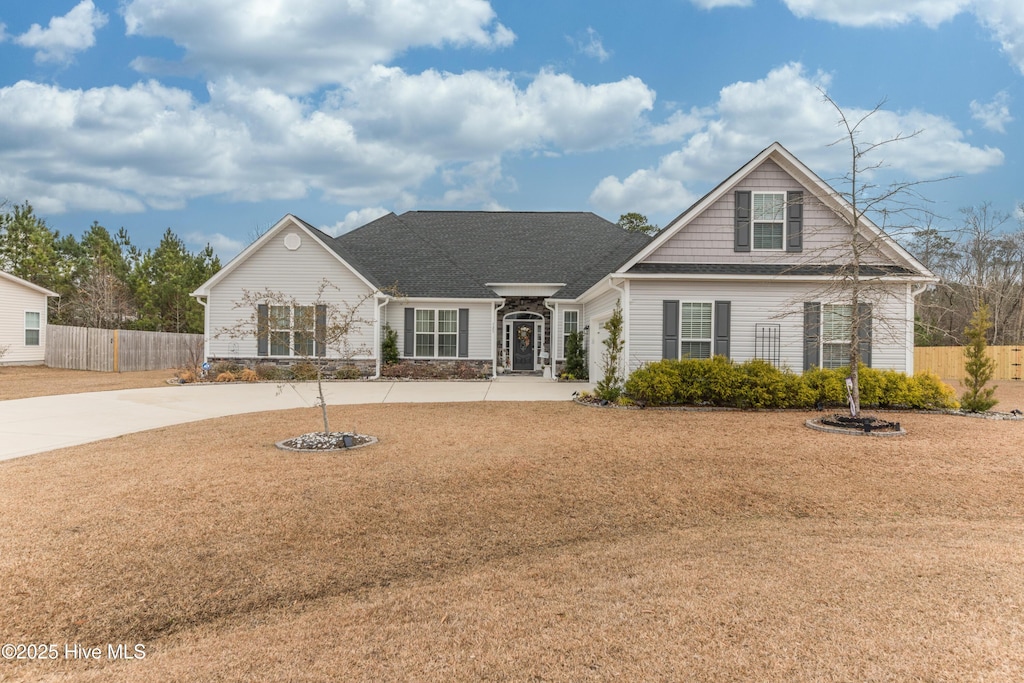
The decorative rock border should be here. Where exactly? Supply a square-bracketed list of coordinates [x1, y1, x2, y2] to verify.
[275, 433, 379, 452]
[804, 418, 906, 437]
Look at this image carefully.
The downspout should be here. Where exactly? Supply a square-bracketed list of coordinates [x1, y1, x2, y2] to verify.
[908, 282, 930, 375]
[544, 299, 557, 381]
[493, 299, 506, 378]
[372, 295, 389, 379]
[607, 277, 628, 377]
[195, 295, 209, 362]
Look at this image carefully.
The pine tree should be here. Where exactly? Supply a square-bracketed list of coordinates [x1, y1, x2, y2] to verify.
[960, 305, 998, 412]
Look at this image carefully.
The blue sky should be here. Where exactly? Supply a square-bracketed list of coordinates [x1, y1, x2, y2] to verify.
[1, 0, 1021, 260]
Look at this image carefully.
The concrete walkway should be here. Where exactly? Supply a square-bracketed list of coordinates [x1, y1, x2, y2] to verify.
[0, 377, 591, 461]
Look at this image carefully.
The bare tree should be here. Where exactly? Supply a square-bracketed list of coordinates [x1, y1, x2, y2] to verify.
[794, 91, 944, 417]
[216, 279, 380, 435]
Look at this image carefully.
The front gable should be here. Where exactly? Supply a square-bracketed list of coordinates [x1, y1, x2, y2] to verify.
[622, 143, 932, 278]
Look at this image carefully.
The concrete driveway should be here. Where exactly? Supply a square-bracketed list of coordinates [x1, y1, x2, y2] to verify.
[0, 377, 590, 461]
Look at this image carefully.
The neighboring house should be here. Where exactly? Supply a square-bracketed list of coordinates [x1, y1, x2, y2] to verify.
[0, 270, 58, 366]
[192, 142, 935, 379]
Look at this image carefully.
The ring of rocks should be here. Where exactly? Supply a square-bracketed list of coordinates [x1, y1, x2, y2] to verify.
[805, 416, 906, 437]
[276, 432, 378, 452]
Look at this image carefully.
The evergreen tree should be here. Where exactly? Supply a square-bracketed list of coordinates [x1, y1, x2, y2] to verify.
[961, 305, 998, 412]
[595, 303, 625, 401]
[131, 229, 220, 333]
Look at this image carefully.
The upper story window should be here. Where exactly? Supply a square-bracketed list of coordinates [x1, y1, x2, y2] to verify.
[752, 192, 785, 250]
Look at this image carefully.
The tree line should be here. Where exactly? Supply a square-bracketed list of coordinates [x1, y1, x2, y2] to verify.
[0, 201, 220, 334]
[910, 203, 1024, 347]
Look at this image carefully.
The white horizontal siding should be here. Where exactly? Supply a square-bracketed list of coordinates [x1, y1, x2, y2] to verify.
[207, 229, 377, 358]
[0, 279, 48, 364]
[383, 301, 495, 359]
[645, 159, 894, 267]
[628, 279, 912, 373]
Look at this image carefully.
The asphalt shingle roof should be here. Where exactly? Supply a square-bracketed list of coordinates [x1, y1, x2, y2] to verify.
[331, 211, 653, 299]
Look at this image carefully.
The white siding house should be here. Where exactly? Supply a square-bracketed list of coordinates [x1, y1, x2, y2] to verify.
[0, 271, 58, 366]
[193, 143, 933, 381]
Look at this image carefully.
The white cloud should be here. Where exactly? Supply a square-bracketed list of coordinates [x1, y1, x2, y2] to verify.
[590, 63, 1004, 218]
[13, 0, 108, 64]
[782, 0, 969, 28]
[0, 63, 657, 215]
[568, 27, 611, 62]
[186, 231, 245, 258]
[123, 0, 515, 94]
[323, 207, 392, 236]
[970, 91, 1013, 133]
[973, 0, 1024, 75]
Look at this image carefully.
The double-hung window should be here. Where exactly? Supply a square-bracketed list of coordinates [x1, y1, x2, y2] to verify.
[680, 302, 712, 359]
[267, 305, 316, 356]
[415, 309, 458, 357]
[562, 310, 579, 357]
[752, 192, 785, 250]
[822, 304, 852, 369]
[25, 312, 41, 346]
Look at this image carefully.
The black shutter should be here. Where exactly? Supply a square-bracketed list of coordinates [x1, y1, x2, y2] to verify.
[315, 304, 327, 357]
[787, 190, 803, 252]
[714, 301, 731, 358]
[404, 308, 415, 357]
[458, 308, 469, 358]
[734, 191, 751, 252]
[257, 304, 269, 356]
[662, 300, 679, 359]
[857, 302, 872, 368]
[803, 302, 820, 371]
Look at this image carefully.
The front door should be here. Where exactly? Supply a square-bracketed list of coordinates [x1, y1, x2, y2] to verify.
[512, 321, 535, 371]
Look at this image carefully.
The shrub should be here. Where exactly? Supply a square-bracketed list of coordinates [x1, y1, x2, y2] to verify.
[291, 362, 320, 381]
[381, 324, 400, 366]
[176, 369, 197, 384]
[564, 330, 587, 380]
[622, 358, 954, 411]
[254, 362, 283, 381]
[215, 371, 235, 382]
[211, 361, 243, 376]
[594, 303, 624, 401]
[238, 368, 258, 382]
[334, 365, 361, 380]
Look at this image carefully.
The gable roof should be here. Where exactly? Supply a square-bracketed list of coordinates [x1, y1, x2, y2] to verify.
[0, 270, 59, 297]
[333, 211, 653, 299]
[191, 214, 380, 296]
[618, 142, 934, 279]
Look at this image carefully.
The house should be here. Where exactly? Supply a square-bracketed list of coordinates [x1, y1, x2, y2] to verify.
[192, 142, 935, 379]
[0, 270, 59, 366]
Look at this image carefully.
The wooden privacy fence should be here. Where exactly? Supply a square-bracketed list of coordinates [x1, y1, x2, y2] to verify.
[915, 345, 1023, 381]
[45, 325, 203, 372]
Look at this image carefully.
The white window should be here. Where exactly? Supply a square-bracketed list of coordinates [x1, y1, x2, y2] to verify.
[25, 311, 41, 346]
[415, 309, 458, 357]
[822, 304, 852, 369]
[562, 310, 579, 357]
[269, 305, 315, 356]
[752, 192, 785, 250]
[680, 302, 712, 359]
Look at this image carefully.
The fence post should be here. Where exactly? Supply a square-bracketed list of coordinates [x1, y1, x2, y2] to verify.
[113, 329, 120, 373]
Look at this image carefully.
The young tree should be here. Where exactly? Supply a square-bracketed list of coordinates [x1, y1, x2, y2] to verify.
[217, 280, 380, 435]
[563, 330, 587, 380]
[800, 91, 943, 417]
[617, 212, 659, 235]
[595, 302, 624, 401]
[961, 305, 998, 412]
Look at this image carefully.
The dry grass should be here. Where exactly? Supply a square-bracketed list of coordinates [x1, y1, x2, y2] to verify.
[1, 401, 1023, 681]
[0, 366, 175, 400]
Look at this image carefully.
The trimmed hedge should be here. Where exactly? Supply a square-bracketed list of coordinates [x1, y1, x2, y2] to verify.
[624, 358, 958, 411]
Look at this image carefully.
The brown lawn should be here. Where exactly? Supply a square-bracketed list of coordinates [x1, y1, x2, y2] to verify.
[0, 366, 175, 400]
[1, 400, 1023, 682]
